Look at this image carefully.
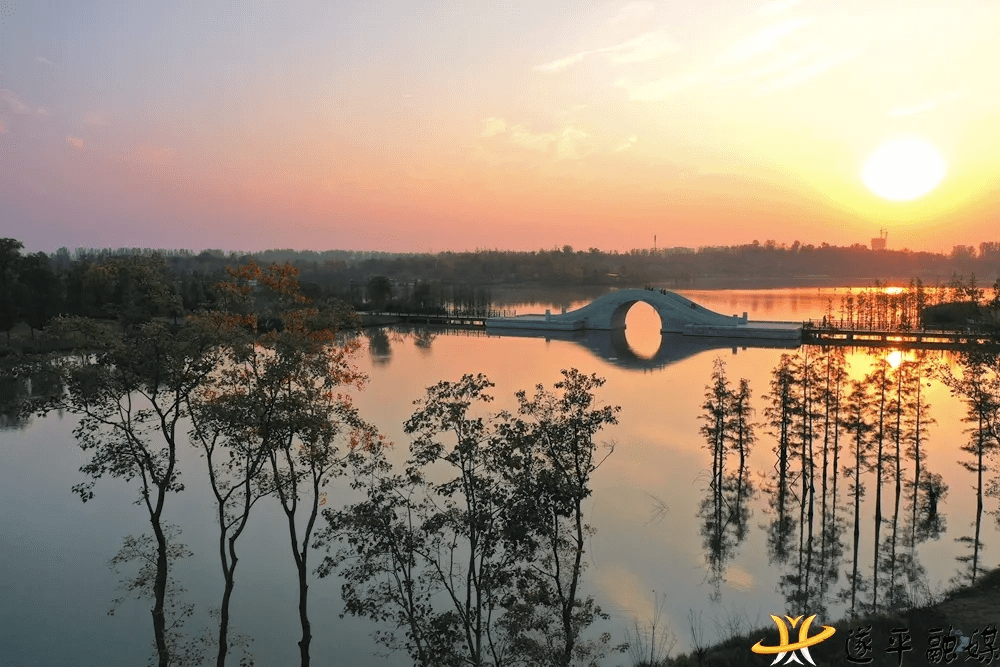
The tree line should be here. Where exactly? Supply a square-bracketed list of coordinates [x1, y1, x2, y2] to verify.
[4, 235, 1000, 343]
[12, 260, 620, 667]
[819, 276, 1000, 331]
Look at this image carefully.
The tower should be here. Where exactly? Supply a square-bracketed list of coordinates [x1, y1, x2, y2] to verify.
[871, 228, 887, 251]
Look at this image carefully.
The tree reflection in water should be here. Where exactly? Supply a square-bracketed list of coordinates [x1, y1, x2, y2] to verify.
[698, 359, 756, 602]
[702, 346, 955, 620]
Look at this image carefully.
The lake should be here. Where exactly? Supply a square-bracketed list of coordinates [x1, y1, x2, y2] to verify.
[2, 287, 997, 666]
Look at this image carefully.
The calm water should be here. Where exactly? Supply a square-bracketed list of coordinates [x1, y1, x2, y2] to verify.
[2, 288, 996, 665]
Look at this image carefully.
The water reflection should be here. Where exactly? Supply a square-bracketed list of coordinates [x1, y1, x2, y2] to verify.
[366, 328, 393, 365]
[489, 328, 800, 371]
[697, 361, 756, 601]
[0, 359, 63, 430]
[6, 291, 1000, 664]
[700, 346, 961, 621]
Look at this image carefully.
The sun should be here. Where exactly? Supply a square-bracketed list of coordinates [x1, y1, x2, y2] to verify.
[862, 137, 946, 202]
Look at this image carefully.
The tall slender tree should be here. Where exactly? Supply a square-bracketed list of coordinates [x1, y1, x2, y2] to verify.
[840, 378, 873, 617]
[938, 350, 1000, 585]
[225, 261, 375, 667]
[34, 311, 221, 666]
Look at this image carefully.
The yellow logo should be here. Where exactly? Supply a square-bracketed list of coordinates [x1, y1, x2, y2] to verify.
[751, 614, 836, 666]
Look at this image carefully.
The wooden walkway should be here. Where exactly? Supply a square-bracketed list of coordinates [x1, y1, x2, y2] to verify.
[362, 309, 515, 328]
[802, 324, 999, 350]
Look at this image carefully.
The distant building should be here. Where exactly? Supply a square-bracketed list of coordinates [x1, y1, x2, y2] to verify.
[871, 229, 888, 251]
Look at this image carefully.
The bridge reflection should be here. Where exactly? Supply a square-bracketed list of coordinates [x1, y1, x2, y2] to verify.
[486, 328, 801, 371]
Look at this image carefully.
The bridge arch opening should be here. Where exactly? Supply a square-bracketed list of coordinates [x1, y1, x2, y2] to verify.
[621, 301, 663, 359]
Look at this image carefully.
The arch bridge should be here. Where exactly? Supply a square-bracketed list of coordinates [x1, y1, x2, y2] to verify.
[486, 288, 801, 341]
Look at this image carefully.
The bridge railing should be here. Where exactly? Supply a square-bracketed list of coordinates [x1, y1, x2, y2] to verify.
[802, 318, 999, 336]
[370, 308, 518, 319]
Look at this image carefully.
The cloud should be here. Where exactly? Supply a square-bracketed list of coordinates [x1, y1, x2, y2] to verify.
[0, 121, 6, 134]
[481, 117, 508, 137]
[757, 49, 857, 93]
[0, 89, 30, 114]
[888, 91, 962, 117]
[602, 30, 681, 64]
[535, 51, 594, 73]
[608, 1, 656, 26]
[36, 55, 53, 65]
[555, 127, 593, 160]
[758, 0, 801, 15]
[535, 29, 680, 72]
[719, 17, 814, 65]
[510, 125, 556, 151]
[66, 136, 84, 149]
[614, 136, 638, 152]
[480, 119, 592, 159]
[614, 72, 705, 101]
[36, 107, 50, 116]
[744, 51, 810, 81]
[84, 112, 107, 126]
[138, 144, 175, 162]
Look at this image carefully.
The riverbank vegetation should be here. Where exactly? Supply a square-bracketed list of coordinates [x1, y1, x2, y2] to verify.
[3, 237, 1000, 348]
[665, 566, 1000, 666]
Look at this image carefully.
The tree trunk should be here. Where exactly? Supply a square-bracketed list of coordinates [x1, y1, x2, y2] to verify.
[151, 516, 170, 667]
[297, 556, 312, 667]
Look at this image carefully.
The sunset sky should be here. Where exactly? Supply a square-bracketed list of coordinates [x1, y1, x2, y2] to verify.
[3, 1, 1000, 254]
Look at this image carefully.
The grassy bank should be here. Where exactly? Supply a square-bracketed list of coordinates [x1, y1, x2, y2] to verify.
[662, 569, 1000, 666]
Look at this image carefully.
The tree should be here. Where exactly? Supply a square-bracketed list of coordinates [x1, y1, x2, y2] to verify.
[34, 313, 222, 667]
[107, 528, 208, 666]
[697, 360, 756, 601]
[937, 350, 1000, 585]
[840, 378, 872, 617]
[762, 354, 797, 564]
[322, 369, 619, 667]
[506, 370, 621, 667]
[17, 252, 59, 338]
[219, 261, 375, 667]
[0, 238, 23, 342]
[185, 295, 275, 667]
[366, 275, 393, 310]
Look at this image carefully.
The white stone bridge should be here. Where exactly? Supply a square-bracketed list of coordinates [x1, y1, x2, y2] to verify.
[486, 288, 801, 341]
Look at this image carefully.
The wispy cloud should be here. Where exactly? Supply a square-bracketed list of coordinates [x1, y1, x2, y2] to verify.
[36, 107, 50, 116]
[1, 89, 30, 114]
[535, 29, 680, 72]
[479, 118, 593, 159]
[138, 144, 175, 162]
[614, 135, 639, 152]
[481, 117, 508, 137]
[744, 51, 810, 81]
[36, 55, 53, 65]
[718, 18, 814, 65]
[758, 0, 801, 16]
[84, 112, 107, 126]
[608, 1, 656, 26]
[510, 125, 556, 151]
[555, 127, 593, 160]
[605, 30, 681, 64]
[0, 121, 7, 134]
[66, 136, 84, 149]
[614, 72, 704, 101]
[888, 91, 962, 117]
[613, 16, 819, 101]
[757, 49, 857, 93]
[535, 52, 591, 73]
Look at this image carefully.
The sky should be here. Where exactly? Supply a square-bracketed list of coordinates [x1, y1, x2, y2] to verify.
[2, 0, 1000, 254]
